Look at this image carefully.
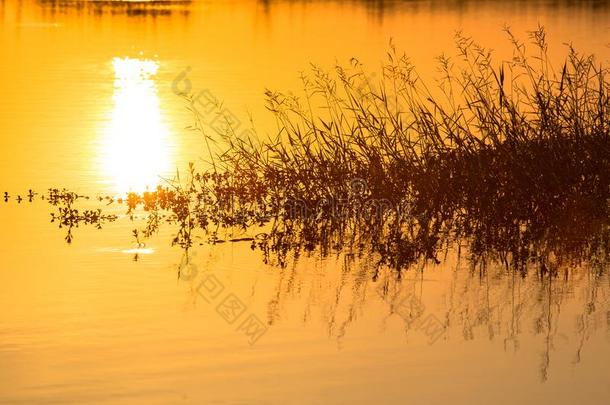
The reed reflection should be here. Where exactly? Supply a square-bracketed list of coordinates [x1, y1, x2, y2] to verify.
[255, 0, 610, 18]
[27, 183, 610, 380]
[169, 242, 610, 381]
[36, 0, 192, 18]
[31, 0, 610, 20]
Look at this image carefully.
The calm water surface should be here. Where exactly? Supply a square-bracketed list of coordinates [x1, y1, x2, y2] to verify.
[0, 1, 609, 403]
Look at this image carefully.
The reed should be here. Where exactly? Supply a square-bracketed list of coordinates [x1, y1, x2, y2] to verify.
[49, 28, 610, 271]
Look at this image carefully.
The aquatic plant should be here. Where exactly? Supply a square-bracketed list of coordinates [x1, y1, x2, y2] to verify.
[33, 27, 610, 272]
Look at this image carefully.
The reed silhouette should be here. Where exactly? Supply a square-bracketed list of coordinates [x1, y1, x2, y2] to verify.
[13, 28, 606, 381]
[34, 28, 610, 275]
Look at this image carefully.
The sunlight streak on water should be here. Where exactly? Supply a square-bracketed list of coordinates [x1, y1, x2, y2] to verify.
[99, 57, 172, 195]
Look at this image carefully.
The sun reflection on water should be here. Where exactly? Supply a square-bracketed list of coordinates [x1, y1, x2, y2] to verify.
[100, 57, 172, 194]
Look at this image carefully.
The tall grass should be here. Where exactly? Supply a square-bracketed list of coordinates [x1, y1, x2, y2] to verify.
[187, 27, 609, 269]
[52, 28, 610, 272]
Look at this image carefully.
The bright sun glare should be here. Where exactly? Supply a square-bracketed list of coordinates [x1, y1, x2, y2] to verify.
[100, 57, 172, 194]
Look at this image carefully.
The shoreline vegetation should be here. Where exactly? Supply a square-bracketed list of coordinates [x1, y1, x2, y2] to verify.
[34, 28, 610, 273]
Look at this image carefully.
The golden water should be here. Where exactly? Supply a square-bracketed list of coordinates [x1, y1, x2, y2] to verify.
[0, 1, 609, 403]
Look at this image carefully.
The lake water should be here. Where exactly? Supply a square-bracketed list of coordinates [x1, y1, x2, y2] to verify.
[0, 1, 609, 403]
